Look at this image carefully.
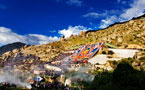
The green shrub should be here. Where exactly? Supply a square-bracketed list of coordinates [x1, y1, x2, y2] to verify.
[139, 57, 145, 61]
[102, 51, 106, 54]
[108, 50, 114, 55]
[84, 61, 145, 90]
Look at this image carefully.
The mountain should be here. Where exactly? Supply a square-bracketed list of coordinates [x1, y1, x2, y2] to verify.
[0, 42, 27, 55]
[0, 14, 145, 62]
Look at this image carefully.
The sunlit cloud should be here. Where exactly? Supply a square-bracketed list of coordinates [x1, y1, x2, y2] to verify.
[59, 25, 90, 38]
[0, 27, 59, 45]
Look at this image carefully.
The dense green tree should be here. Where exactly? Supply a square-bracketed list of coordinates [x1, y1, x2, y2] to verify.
[85, 61, 145, 90]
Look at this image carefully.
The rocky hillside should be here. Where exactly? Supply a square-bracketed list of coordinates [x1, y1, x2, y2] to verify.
[0, 14, 145, 62]
[0, 42, 27, 55]
[62, 14, 145, 49]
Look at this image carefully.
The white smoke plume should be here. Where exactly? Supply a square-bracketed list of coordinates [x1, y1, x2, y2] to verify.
[65, 66, 95, 86]
[50, 54, 95, 84]
[0, 70, 32, 89]
[44, 64, 62, 72]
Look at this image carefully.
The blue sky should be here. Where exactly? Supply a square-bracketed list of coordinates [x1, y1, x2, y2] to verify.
[0, 0, 145, 45]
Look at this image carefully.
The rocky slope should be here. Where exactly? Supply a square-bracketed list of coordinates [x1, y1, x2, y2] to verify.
[63, 14, 145, 49]
[0, 14, 145, 62]
[0, 42, 27, 55]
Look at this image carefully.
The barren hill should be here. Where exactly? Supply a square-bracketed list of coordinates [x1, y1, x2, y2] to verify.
[0, 14, 145, 62]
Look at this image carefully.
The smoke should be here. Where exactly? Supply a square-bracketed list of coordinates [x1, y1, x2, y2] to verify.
[65, 66, 95, 86]
[50, 54, 95, 85]
[44, 64, 62, 72]
[72, 66, 95, 81]
[0, 69, 32, 89]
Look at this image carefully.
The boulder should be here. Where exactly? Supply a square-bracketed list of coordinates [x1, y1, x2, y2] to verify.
[117, 37, 123, 43]
[132, 61, 140, 66]
[127, 44, 141, 49]
[12, 49, 19, 53]
[3, 51, 11, 56]
[106, 66, 113, 71]
[60, 36, 65, 41]
[80, 31, 86, 36]
[140, 62, 145, 66]
[129, 20, 134, 25]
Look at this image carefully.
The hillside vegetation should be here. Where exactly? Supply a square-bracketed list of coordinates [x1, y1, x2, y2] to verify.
[84, 61, 145, 90]
[62, 14, 145, 49]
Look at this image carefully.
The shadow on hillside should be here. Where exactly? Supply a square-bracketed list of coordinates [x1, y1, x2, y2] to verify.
[0, 42, 28, 55]
[84, 61, 145, 90]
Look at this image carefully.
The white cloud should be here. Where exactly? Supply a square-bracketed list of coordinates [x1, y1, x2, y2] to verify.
[59, 25, 90, 38]
[26, 34, 59, 45]
[99, 16, 119, 28]
[0, 27, 59, 45]
[0, 25, 91, 45]
[83, 12, 99, 18]
[0, 27, 27, 44]
[120, 0, 145, 20]
[83, 12, 107, 19]
[66, 0, 83, 7]
[99, 0, 145, 29]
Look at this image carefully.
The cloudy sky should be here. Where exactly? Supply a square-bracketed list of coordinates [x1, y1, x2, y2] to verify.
[0, 0, 145, 45]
